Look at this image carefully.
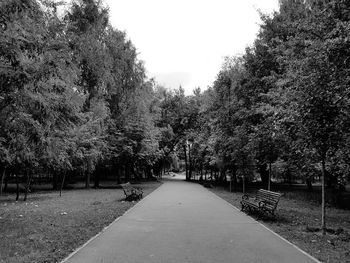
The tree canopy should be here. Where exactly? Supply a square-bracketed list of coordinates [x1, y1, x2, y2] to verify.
[1, 0, 349, 233]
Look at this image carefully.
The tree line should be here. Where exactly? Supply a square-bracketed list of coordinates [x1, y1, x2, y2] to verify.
[1, 0, 349, 232]
[162, 0, 350, 190]
[156, 0, 350, 234]
[0, 0, 171, 199]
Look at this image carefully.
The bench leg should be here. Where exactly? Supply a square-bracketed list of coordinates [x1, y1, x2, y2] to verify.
[125, 194, 138, 201]
[257, 209, 263, 220]
[240, 202, 244, 211]
[248, 206, 254, 214]
[240, 202, 248, 212]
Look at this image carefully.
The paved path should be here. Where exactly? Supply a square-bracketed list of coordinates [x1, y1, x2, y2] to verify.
[63, 179, 319, 263]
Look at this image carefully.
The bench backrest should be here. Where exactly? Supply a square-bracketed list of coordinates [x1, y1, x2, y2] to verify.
[256, 189, 282, 209]
[120, 182, 133, 195]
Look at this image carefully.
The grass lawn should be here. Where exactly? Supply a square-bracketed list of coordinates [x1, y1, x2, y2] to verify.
[209, 185, 350, 263]
[0, 181, 161, 263]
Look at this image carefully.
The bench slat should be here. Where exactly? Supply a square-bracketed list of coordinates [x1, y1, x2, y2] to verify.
[120, 182, 143, 201]
[240, 189, 282, 218]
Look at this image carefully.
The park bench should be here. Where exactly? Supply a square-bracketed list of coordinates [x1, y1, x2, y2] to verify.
[241, 189, 282, 218]
[120, 182, 143, 201]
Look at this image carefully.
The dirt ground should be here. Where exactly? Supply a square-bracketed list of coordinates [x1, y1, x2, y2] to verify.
[0, 181, 161, 263]
[209, 186, 350, 263]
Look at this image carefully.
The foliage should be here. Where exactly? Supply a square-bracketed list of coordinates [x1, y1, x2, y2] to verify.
[1, 0, 350, 209]
[0, 0, 163, 194]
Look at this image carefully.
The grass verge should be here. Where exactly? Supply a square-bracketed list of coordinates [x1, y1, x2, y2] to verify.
[209, 186, 350, 263]
[0, 181, 161, 263]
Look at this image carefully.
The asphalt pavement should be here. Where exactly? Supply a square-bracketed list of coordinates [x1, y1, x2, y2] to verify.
[62, 178, 320, 263]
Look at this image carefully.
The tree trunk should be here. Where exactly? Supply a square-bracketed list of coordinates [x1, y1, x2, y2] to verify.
[85, 172, 90, 188]
[183, 145, 189, 180]
[116, 167, 121, 184]
[214, 171, 218, 181]
[243, 174, 246, 195]
[86, 158, 93, 188]
[60, 172, 66, 197]
[268, 162, 272, 191]
[188, 144, 192, 180]
[144, 168, 147, 180]
[0, 168, 6, 196]
[306, 178, 313, 192]
[125, 165, 130, 182]
[15, 174, 19, 201]
[231, 165, 237, 191]
[94, 169, 100, 188]
[4, 173, 8, 192]
[321, 158, 326, 235]
[133, 164, 139, 180]
[24, 170, 31, 201]
[258, 163, 269, 189]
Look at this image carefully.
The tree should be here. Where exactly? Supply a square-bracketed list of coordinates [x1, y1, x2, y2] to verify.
[271, 0, 350, 234]
[0, 0, 85, 198]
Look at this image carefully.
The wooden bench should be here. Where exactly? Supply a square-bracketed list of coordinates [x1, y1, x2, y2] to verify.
[120, 182, 143, 201]
[241, 189, 282, 218]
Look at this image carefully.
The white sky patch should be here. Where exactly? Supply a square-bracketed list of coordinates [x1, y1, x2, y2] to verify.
[104, 0, 279, 94]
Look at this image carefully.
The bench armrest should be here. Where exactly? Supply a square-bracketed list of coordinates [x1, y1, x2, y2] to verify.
[131, 187, 143, 194]
[258, 200, 275, 209]
[241, 194, 250, 200]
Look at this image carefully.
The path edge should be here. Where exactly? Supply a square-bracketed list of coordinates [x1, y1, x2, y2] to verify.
[204, 186, 323, 263]
[60, 182, 164, 263]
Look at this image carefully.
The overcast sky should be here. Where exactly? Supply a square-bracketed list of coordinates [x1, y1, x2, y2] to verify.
[104, 0, 279, 94]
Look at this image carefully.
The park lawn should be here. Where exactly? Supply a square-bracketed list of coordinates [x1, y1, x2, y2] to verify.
[0, 181, 161, 263]
[210, 186, 350, 263]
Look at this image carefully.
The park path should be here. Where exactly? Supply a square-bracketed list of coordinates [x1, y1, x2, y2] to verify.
[63, 178, 319, 263]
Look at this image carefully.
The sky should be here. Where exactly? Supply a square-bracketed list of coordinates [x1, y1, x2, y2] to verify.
[104, 0, 279, 94]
